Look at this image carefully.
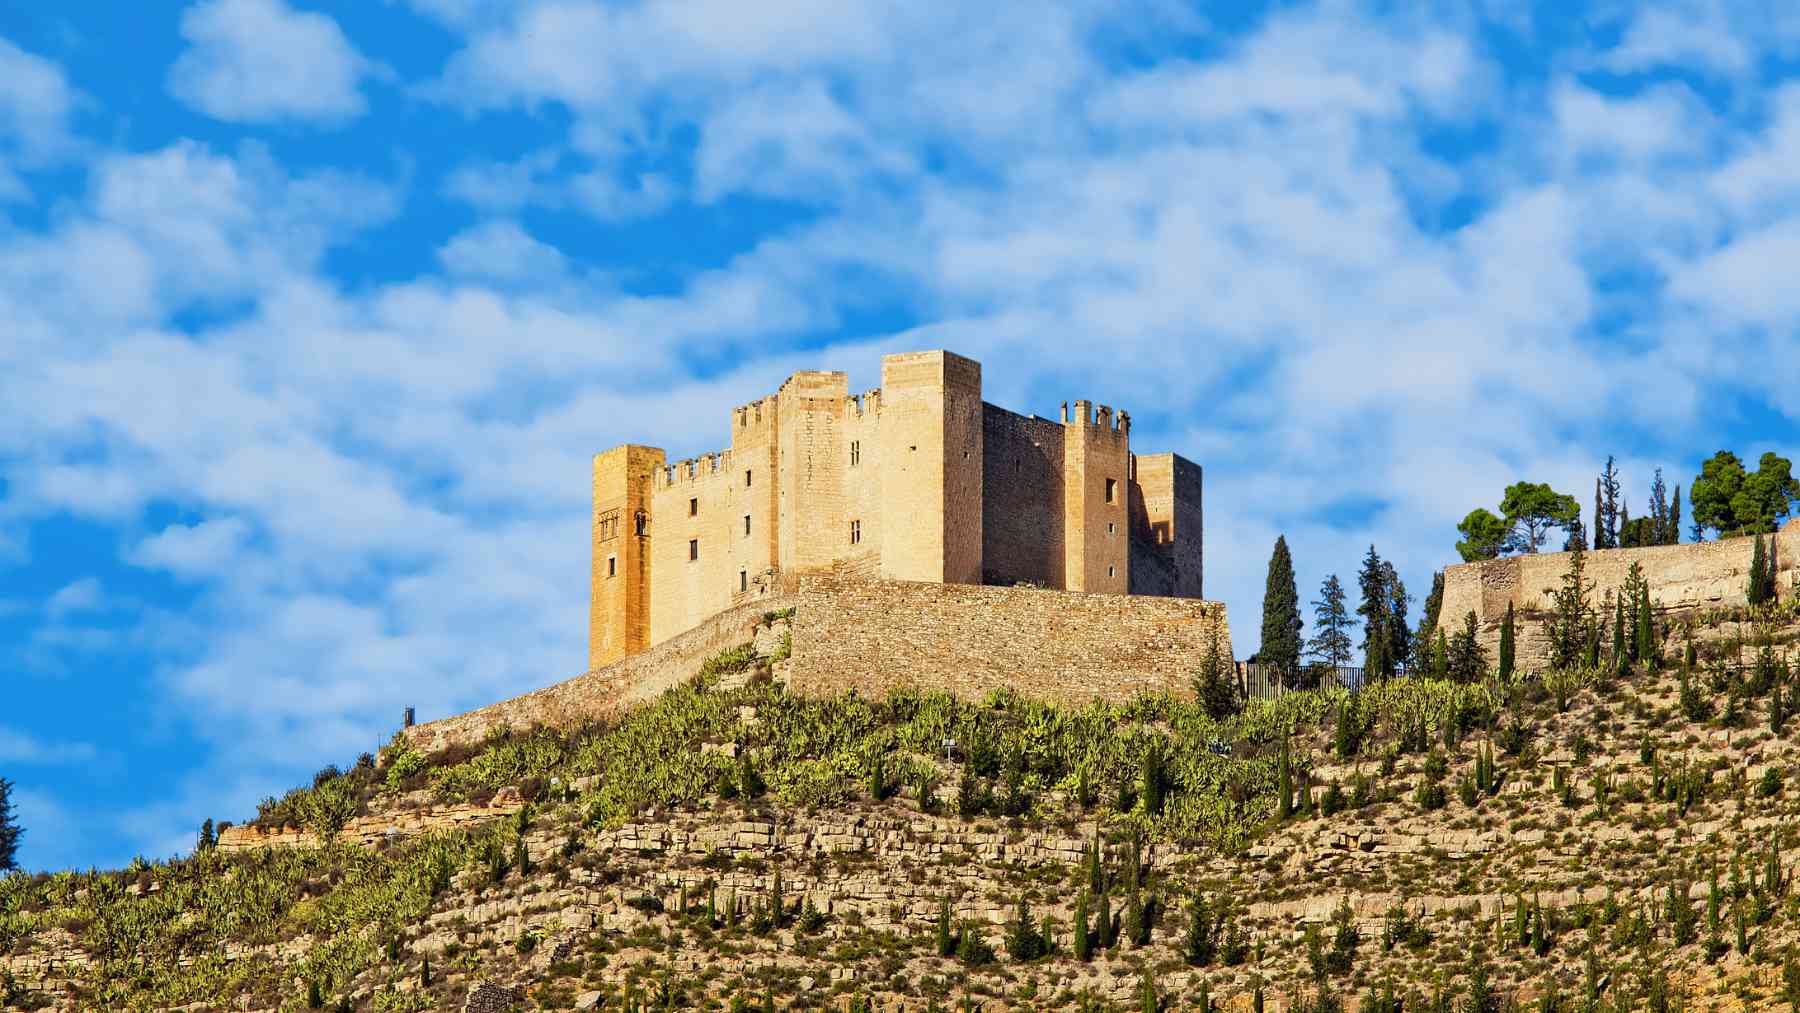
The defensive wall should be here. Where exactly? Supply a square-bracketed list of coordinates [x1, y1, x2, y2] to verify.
[789, 575, 1231, 706]
[404, 595, 796, 756]
[404, 578, 1232, 756]
[1435, 519, 1800, 669]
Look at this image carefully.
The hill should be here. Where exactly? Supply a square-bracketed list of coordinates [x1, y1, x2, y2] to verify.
[7, 604, 1800, 1011]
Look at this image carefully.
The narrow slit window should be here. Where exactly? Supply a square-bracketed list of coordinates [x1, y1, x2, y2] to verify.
[850, 440, 861, 467]
[850, 519, 862, 545]
[1108, 564, 1116, 578]
[745, 469, 753, 487]
[607, 556, 616, 578]
[688, 539, 699, 561]
[689, 497, 698, 516]
[739, 570, 748, 592]
[744, 514, 751, 536]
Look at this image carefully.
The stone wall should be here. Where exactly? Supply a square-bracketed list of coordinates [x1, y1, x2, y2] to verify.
[1436, 519, 1800, 668]
[404, 595, 795, 756]
[215, 795, 527, 852]
[980, 404, 1066, 588]
[789, 574, 1232, 706]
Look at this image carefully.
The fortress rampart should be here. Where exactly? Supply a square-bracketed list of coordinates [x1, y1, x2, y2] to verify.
[405, 576, 1232, 757]
[590, 350, 1204, 671]
[1435, 519, 1800, 669]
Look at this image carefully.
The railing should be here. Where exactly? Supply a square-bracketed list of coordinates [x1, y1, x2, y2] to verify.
[1235, 662, 1369, 701]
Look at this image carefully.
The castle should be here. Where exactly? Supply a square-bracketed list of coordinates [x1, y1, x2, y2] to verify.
[590, 350, 1205, 668]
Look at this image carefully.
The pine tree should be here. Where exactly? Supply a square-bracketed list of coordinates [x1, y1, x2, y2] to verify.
[1357, 546, 1391, 683]
[0, 778, 19, 873]
[1260, 535, 1304, 686]
[1448, 610, 1486, 683]
[1650, 467, 1670, 544]
[1544, 540, 1593, 670]
[1185, 891, 1217, 965]
[197, 818, 216, 853]
[1309, 574, 1354, 672]
[1006, 895, 1044, 960]
[1414, 570, 1445, 672]
[1498, 602, 1515, 679]
[1594, 476, 1605, 550]
[1599, 457, 1622, 549]
[1195, 626, 1238, 719]
[1384, 561, 1411, 676]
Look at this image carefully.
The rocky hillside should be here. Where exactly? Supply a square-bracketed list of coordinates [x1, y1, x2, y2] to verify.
[8, 604, 1800, 1012]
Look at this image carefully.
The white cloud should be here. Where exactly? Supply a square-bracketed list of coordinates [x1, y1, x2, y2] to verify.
[0, 36, 83, 199]
[44, 577, 104, 619]
[168, 0, 376, 125]
[0, 727, 97, 765]
[130, 517, 252, 580]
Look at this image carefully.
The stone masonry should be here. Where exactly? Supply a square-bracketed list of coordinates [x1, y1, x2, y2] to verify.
[790, 574, 1233, 708]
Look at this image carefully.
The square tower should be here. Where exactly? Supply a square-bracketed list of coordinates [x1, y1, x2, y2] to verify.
[590, 444, 664, 669]
[878, 351, 984, 584]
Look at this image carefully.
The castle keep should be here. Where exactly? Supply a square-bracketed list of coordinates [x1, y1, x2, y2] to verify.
[590, 350, 1204, 668]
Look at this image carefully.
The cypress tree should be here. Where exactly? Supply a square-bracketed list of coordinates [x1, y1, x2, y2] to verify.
[1498, 602, 1515, 679]
[936, 896, 954, 955]
[1073, 892, 1092, 961]
[1637, 583, 1656, 668]
[1773, 680, 1787, 735]
[1260, 535, 1304, 686]
[1138, 971, 1158, 1013]
[1751, 533, 1770, 606]
[1670, 485, 1683, 545]
[1613, 593, 1627, 674]
[1096, 889, 1116, 948]
[1277, 736, 1294, 820]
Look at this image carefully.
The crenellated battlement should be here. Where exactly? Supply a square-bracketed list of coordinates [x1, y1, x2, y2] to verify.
[1059, 400, 1129, 437]
[654, 450, 739, 489]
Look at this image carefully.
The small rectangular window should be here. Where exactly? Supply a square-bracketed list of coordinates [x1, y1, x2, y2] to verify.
[689, 497, 698, 516]
[1108, 522, 1115, 535]
[740, 570, 748, 592]
[1108, 564, 1115, 578]
[745, 469, 753, 487]
[607, 556, 616, 578]
[744, 514, 752, 536]
[689, 539, 699, 561]
[1105, 478, 1117, 503]
[850, 440, 861, 467]
[850, 519, 862, 545]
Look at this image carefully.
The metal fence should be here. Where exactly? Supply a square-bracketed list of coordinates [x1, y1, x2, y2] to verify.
[1234, 662, 1367, 701]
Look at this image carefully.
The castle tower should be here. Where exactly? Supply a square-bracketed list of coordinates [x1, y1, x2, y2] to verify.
[1062, 400, 1130, 593]
[590, 444, 664, 669]
[879, 351, 984, 584]
[776, 371, 850, 580]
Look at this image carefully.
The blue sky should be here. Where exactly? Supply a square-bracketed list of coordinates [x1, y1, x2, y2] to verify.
[3, 0, 1799, 872]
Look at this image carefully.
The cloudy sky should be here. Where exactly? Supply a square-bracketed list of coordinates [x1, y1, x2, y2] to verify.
[3, 0, 1798, 871]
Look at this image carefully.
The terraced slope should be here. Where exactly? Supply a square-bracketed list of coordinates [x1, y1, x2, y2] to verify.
[7, 605, 1800, 1012]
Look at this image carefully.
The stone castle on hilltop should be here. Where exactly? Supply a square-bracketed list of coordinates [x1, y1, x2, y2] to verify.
[590, 350, 1204, 668]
